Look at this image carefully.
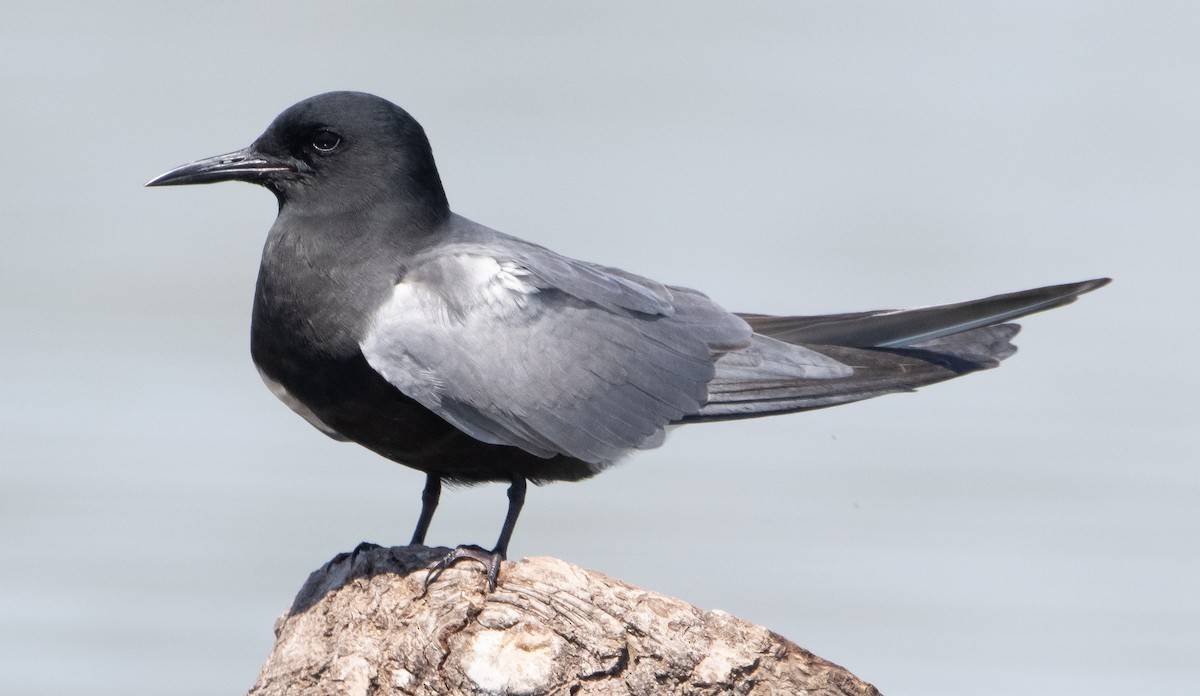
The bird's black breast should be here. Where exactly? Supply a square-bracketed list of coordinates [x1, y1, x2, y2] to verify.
[249, 240, 595, 485]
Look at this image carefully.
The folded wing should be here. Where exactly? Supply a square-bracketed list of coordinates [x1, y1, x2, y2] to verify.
[360, 244, 769, 468]
[362, 223, 1107, 463]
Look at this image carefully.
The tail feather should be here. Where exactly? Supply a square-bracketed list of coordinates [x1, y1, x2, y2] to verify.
[738, 278, 1109, 348]
[685, 278, 1108, 423]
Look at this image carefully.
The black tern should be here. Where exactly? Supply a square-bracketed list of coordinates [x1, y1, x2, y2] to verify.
[148, 91, 1108, 588]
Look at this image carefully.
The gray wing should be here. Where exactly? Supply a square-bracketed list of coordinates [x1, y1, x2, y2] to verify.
[362, 222, 1107, 459]
[359, 245, 850, 468]
[442, 215, 677, 315]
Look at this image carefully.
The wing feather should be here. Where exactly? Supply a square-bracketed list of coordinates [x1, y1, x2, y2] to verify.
[360, 245, 751, 466]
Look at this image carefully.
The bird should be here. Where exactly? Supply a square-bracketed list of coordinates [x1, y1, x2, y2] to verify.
[148, 91, 1108, 589]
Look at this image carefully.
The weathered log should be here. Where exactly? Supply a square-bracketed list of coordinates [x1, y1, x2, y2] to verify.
[249, 543, 881, 695]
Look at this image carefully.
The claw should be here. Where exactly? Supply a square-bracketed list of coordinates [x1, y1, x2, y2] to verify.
[415, 476, 525, 597]
[421, 544, 505, 595]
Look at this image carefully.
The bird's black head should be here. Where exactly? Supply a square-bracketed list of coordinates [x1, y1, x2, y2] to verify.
[148, 92, 449, 220]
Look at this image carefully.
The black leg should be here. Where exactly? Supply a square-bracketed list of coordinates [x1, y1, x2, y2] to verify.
[423, 474, 527, 593]
[410, 473, 441, 546]
[492, 475, 526, 558]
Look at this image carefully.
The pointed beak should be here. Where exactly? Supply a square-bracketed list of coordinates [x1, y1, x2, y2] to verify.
[145, 147, 296, 187]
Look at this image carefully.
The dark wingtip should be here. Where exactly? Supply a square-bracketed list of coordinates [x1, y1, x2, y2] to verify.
[1040, 277, 1111, 309]
[1075, 277, 1112, 294]
[144, 174, 174, 187]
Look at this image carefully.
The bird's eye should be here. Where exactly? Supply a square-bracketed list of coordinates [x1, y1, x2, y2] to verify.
[311, 130, 342, 153]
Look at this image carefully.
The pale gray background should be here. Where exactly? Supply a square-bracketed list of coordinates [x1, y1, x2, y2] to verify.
[2, 2, 1196, 694]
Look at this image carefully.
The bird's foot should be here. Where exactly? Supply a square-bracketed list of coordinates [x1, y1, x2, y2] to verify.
[421, 544, 505, 595]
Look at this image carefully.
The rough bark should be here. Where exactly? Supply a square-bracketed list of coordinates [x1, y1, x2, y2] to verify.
[248, 543, 882, 696]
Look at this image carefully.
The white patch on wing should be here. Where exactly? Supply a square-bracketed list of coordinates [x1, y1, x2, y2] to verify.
[385, 254, 540, 322]
[461, 256, 538, 312]
[361, 254, 539, 410]
[256, 367, 349, 441]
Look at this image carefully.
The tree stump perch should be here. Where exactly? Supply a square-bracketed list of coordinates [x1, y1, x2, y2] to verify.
[248, 543, 882, 695]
